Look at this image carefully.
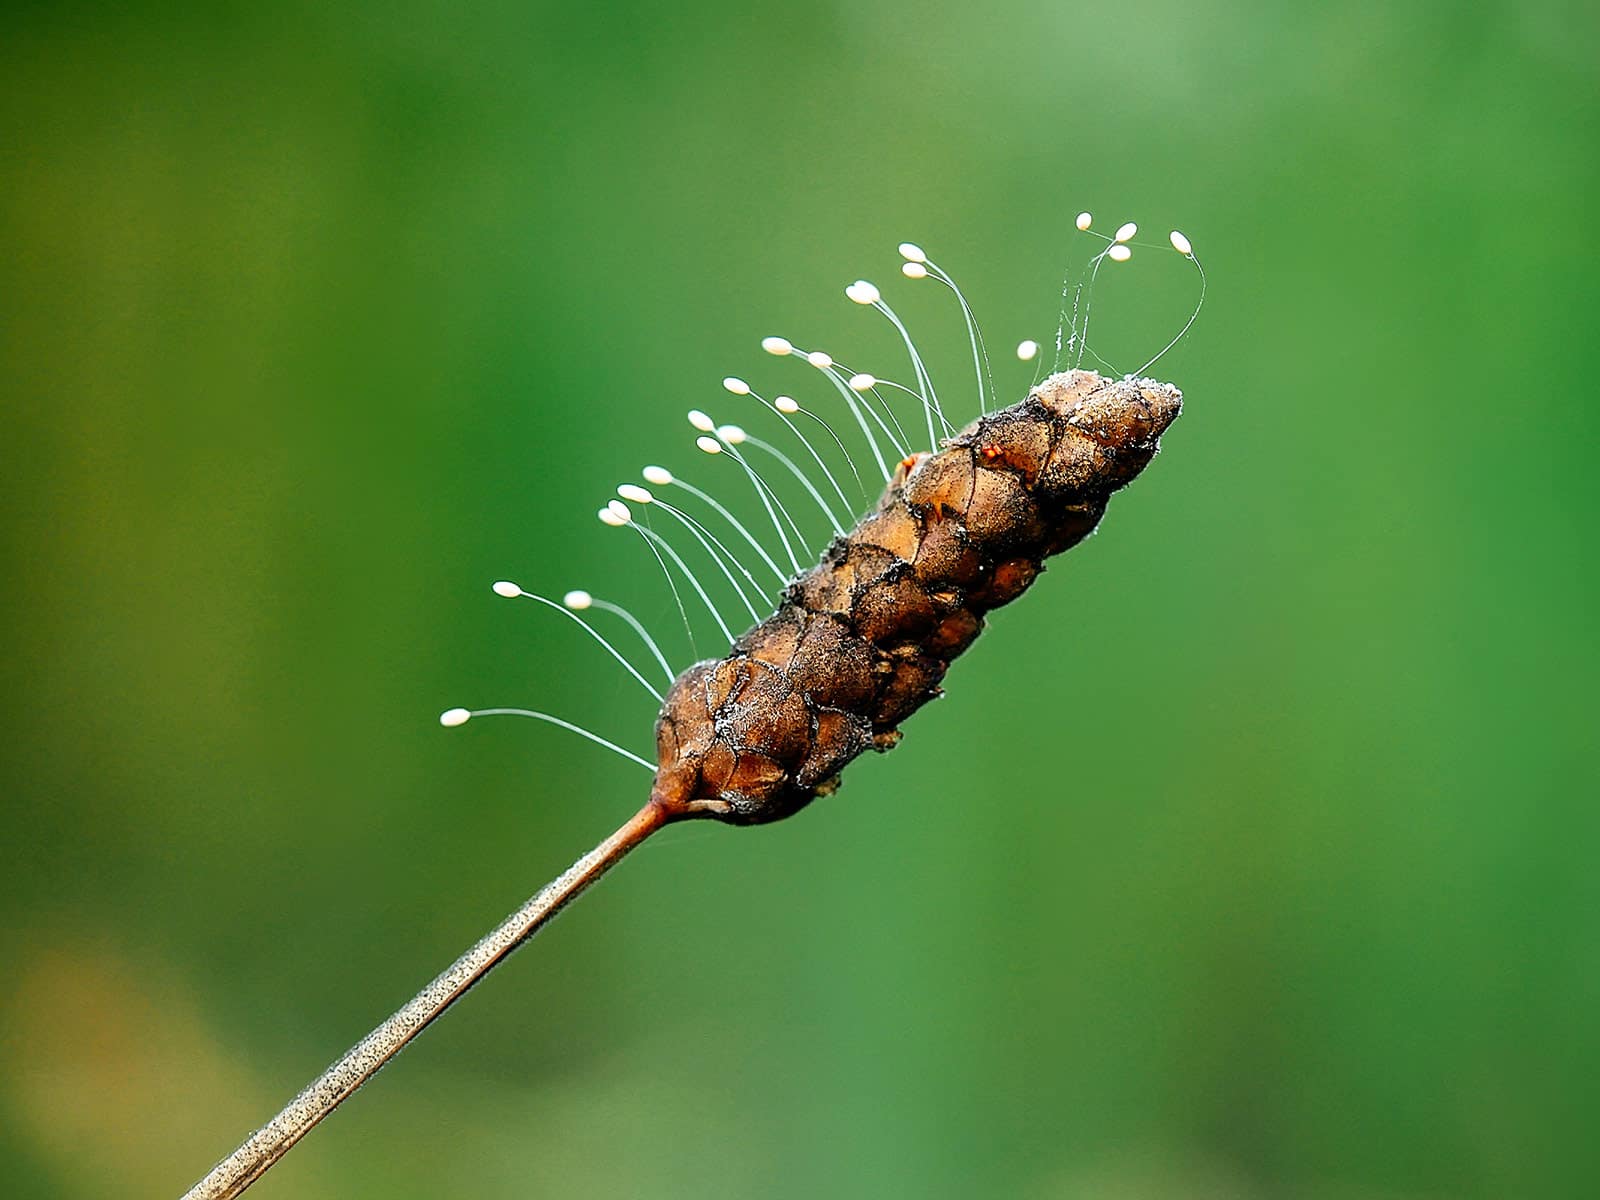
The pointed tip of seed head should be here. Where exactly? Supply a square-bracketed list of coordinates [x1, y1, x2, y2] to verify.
[606, 499, 633, 522]
[716, 424, 747, 445]
[806, 350, 833, 369]
[687, 409, 715, 432]
[642, 465, 673, 486]
[562, 589, 592, 610]
[897, 242, 927, 263]
[845, 280, 881, 305]
[1075, 211, 1093, 231]
[696, 435, 723, 455]
[1169, 230, 1193, 256]
[1016, 340, 1039, 362]
[722, 376, 750, 395]
[1107, 243, 1133, 263]
[774, 395, 799, 414]
[847, 372, 876, 392]
[761, 336, 794, 356]
[491, 580, 521, 598]
[440, 707, 472, 727]
[901, 261, 928, 280]
[1114, 221, 1138, 243]
[617, 483, 652, 504]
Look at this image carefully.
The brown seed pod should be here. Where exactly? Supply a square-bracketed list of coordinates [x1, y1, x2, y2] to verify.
[651, 367, 1181, 825]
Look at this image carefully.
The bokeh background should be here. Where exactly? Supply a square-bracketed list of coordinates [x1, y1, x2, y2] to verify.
[4, 2, 1596, 1197]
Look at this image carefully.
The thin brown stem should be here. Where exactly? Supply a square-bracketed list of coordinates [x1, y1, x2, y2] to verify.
[179, 800, 670, 1200]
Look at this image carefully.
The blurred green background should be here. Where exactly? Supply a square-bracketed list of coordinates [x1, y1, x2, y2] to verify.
[4, 2, 1596, 1197]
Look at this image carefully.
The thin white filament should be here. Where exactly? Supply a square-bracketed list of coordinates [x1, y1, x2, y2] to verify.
[858, 381, 915, 455]
[871, 300, 954, 449]
[1071, 229, 1124, 372]
[826, 364, 912, 460]
[626, 515, 697, 659]
[711, 439, 805, 575]
[628, 520, 737, 644]
[925, 258, 996, 416]
[784, 341, 892, 481]
[821, 363, 907, 463]
[654, 496, 769, 610]
[789, 402, 865, 496]
[1053, 277, 1083, 373]
[742, 387, 855, 520]
[514, 589, 663, 701]
[741, 432, 846, 535]
[461, 708, 655, 771]
[645, 496, 764, 623]
[836, 370, 916, 454]
[1135, 251, 1207, 377]
[669, 477, 790, 586]
[860, 374, 933, 423]
[586, 596, 676, 685]
[720, 441, 808, 568]
[1054, 217, 1109, 371]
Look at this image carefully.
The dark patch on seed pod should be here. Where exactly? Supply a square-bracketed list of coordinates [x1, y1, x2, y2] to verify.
[789, 614, 877, 710]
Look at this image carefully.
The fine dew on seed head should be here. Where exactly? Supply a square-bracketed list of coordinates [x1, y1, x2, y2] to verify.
[441, 211, 1203, 818]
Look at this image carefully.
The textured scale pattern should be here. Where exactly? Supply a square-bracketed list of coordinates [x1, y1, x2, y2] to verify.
[651, 368, 1182, 825]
